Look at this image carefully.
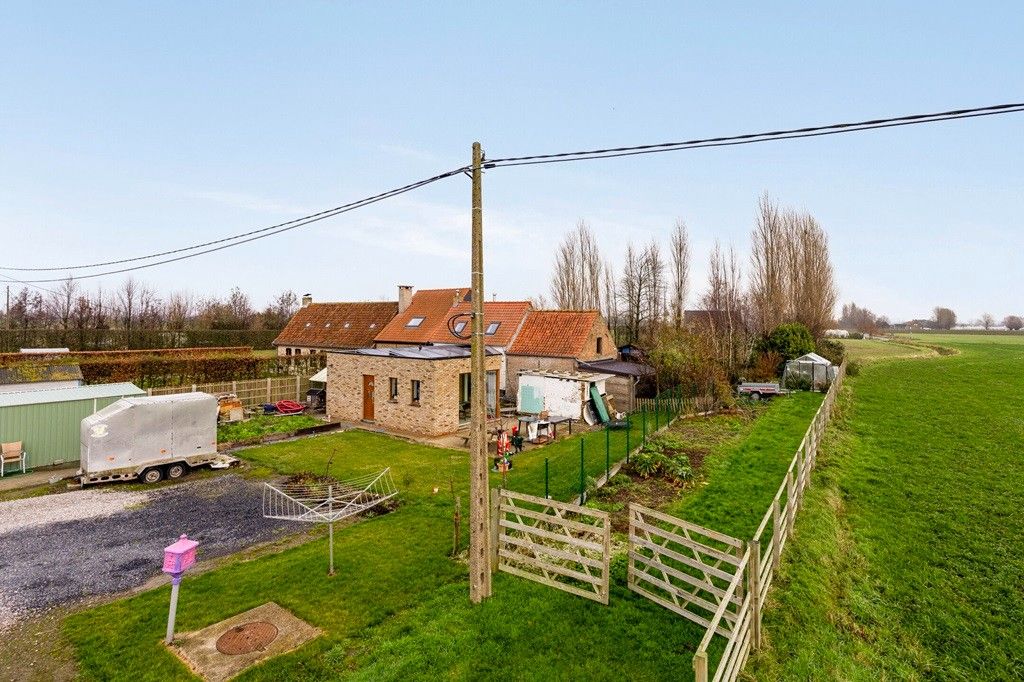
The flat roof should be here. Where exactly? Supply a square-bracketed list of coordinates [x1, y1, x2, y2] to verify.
[332, 346, 501, 360]
[0, 382, 145, 408]
[517, 369, 615, 383]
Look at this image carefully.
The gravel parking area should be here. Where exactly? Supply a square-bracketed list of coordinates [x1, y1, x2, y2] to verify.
[0, 475, 291, 632]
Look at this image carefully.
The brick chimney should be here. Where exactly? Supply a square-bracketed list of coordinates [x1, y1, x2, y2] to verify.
[398, 285, 413, 314]
[301, 293, 312, 307]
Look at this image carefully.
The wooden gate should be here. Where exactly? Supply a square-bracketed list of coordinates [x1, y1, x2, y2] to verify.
[627, 503, 746, 635]
[494, 489, 611, 604]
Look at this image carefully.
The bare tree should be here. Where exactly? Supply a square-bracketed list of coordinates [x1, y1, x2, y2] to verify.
[668, 220, 690, 330]
[641, 239, 666, 343]
[789, 212, 838, 337]
[47, 277, 79, 345]
[115, 277, 141, 346]
[600, 260, 617, 339]
[618, 242, 645, 344]
[549, 220, 602, 310]
[1004, 315, 1023, 331]
[981, 313, 995, 330]
[749, 193, 788, 335]
[933, 307, 957, 330]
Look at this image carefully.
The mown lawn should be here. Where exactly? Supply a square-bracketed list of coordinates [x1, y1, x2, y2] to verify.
[748, 334, 1024, 680]
[63, 393, 821, 681]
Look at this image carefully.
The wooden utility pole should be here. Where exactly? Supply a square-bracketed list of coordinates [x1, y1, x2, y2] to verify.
[469, 141, 492, 602]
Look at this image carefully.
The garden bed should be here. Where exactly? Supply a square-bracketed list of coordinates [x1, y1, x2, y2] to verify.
[217, 414, 336, 448]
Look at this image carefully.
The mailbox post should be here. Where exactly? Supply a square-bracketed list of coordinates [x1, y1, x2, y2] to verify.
[163, 533, 198, 644]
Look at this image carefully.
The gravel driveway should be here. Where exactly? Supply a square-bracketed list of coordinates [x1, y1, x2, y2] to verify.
[0, 474, 292, 631]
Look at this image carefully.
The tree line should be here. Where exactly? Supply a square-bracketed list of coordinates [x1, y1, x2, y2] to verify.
[0, 277, 299, 350]
[545, 192, 839, 379]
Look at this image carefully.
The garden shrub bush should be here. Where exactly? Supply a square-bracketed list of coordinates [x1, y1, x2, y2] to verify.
[625, 433, 693, 484]
[815, 338, 846, 365]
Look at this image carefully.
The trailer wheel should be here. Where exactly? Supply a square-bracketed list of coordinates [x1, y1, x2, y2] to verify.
[166, 463, 188, 480]
[750, 392, 762, 402]
[141, 467, 164, 484]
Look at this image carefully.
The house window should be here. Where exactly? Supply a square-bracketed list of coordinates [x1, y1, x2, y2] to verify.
[285, 347, 292, 356]
[485, 321, 500, 335]
[596, 337, 603, 354]
[453, 321, 467, 335]
[411, 379, 421, 404]
[406, 317, 425, 328]
[389, 377, 399, 401]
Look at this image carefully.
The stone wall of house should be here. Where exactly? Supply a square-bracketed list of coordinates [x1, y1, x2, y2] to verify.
[577, 318, 618, 362]
[327, 352, 500, 437]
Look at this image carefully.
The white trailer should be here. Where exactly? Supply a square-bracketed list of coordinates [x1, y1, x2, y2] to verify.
[79, 392, 228, 485]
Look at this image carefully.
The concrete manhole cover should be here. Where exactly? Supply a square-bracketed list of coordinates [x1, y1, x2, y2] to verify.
[215, 621, 279, 655]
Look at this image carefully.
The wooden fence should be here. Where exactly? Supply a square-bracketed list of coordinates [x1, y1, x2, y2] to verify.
[147, 375, 311, 408]
[492, 488, 611, 604]
[627, 504, 746, 637]
[691, 362, 846, 682]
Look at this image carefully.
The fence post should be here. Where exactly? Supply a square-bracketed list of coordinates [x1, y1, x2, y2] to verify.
[655, 396, 660, 430]
[579, 440, 586, 503]
[232, 380, 237, 394]
[749, 539, 762, 649]
[147, 388, 153, 397]
[191, 384, 196, 393]
[544, 458, 549, 499]
[693, 651, 709, 682]
[626, 423, 631, 464]
[772, 497, 782, 570]
[266, 377, 271, 403]
[786, 470, 796, 537]
[605, 427, 610, 481]
[734, 542, 745, 602]
[489, 489, 500, 573]
[295, 374, 301, 401]
[642, 409, 647, 442]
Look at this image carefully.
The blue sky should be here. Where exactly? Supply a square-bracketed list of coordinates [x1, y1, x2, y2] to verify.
[1, 2, 1021, 322]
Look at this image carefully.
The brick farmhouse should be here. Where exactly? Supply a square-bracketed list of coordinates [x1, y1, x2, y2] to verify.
[326, 346, 501, 437]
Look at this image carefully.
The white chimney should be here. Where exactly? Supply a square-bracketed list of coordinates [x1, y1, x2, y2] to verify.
[301, 293, 312, 307]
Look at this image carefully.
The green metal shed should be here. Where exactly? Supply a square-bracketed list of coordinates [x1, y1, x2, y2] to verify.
[0, 383, 145, 470]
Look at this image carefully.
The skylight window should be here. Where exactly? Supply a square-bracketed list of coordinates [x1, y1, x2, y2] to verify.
[305, 322, 311, 327]
[453, 321, 467, 334]
[344, 322, 351, 328]
[406, 316, 425, 328]
[485, 322, 500, 335]
[324, 323, 331, 328]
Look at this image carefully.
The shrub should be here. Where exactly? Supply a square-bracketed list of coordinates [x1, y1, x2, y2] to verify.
[783, 374, 812, 391]
[847, 360, 862, 377]
[748, 351, 785, 380]
[624, 434, 693, 484]
[757, 323, 816, 361]
[848, 332, 865, 340]
[815, 338, 846, 365]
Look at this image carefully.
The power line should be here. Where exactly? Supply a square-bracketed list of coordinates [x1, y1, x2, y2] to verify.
[3, 101, 1022, 281]
[0, 165, 470, 273]
[0, 272, 59, 297]
[6, 168, 468, 283]
[484, 102, 1024, 167]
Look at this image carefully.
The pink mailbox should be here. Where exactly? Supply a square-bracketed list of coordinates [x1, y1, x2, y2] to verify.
[163, 534, 198, 578]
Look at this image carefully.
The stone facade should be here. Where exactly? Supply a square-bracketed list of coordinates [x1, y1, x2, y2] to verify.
[326, 351, 501, 437]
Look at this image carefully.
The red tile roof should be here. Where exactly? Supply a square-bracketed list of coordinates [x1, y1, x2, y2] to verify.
[373, 288, 531, 346]
[508, 310, 601, 358]
[273, 302, 399, 349]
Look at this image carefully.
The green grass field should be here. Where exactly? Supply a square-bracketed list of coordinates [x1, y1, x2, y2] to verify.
[748, 334, 1024, 680]
[216, 414, 322, 443]
[61, 392, 820, 680]
[841, 337, 933, 362]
